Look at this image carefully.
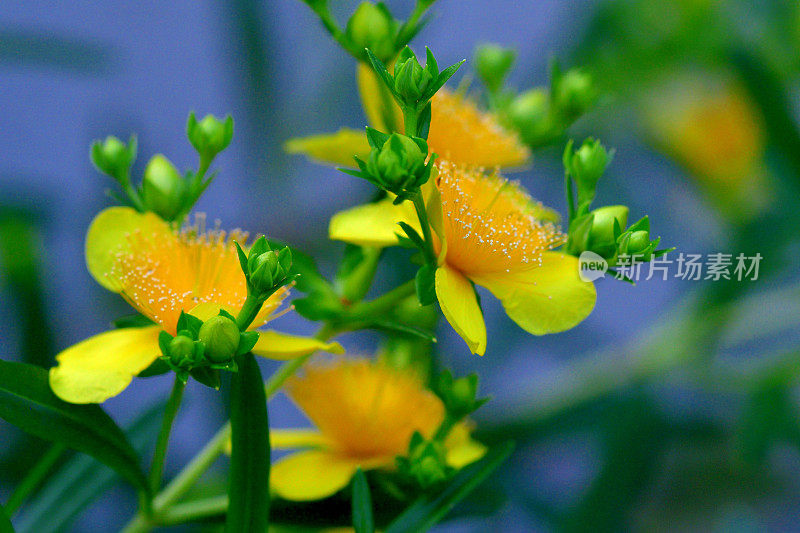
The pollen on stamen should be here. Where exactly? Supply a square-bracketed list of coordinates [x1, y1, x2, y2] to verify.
[105, 214, 283, 335]
[435, 161, 564, 277]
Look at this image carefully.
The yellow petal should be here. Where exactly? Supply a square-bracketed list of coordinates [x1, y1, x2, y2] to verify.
[85, 206, 171, 291]
[284, 128, 371, 167]
[271, 429, 331, 450]
[357, 62, 403, 132]
[329, 197, 419, 248]
[223, 429, 331, 455]
[49, 326, 161, 404]
[444, 423, 487, 469]
[435, 265, 487, 355]
[252, 330, 344, 361]
[271, 450, 361, 501]
[422, 169, 447, 263]
[470, 252, 596, 336]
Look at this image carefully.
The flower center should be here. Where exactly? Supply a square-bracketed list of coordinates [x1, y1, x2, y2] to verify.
[107, 215, 280, 335]
[287, 359, 444, 460]
[436, 161, 563, 277]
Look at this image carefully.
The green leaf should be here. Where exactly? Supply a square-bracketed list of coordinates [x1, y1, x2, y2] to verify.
[16, 402, 164, 533]
[0, 360, 148, 495]
[415, 264, 437, 306]
[365, 48, 397, 97]
[351, 468, 374, 533]
[190, 367, 221, 390]
[335, 245, 382, 303]
[227, 353, 270, 531]
[365, 127, 390, 149]
[369, 320, 437, 342]
[112, 313, 155, 329]
[0, 502, 13, 533]
[385, 441, 514, 533]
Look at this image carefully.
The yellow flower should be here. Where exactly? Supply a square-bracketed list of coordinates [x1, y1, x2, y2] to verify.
[269, 358, 486, 501]
[283, 64, 529, 169]
[644, 77, 771, 218]
[329, 162, 596, 355]
[49, 206, 343, 404]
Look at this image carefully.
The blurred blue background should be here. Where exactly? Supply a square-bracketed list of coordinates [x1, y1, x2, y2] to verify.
[2, 1, 800, 531]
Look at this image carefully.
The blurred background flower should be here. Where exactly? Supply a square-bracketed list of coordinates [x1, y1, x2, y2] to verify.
[1, 0, 800, 530]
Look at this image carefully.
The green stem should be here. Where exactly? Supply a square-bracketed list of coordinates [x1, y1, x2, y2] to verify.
[160, 495, 228, 526]
[411, 191, 436, 264]
[235, 292, 264, 331]
[403, 106, 419, 137]
[346, 280, 417, 322]
[5, 443, 65, 515]
[148, 376, 186, 495]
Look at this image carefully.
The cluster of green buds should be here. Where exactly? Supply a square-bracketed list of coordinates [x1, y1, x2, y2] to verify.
[563, 139, 670, 270]
[302, 0, 434, 64]
[473, 44, 596, 149]
[367, 46, 464, 137]
[235, 236, 296, 301]
[396, 431, 453, 490]
[90, 112, 233, 222]
[158, 310, 258, 385]
[346, 128, 435, 199]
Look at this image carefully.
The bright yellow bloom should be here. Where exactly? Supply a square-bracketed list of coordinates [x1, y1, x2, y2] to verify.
[49, 207, 343, 404]
[269, 358, 486, 501]
[644, 77, 770, 218]
[329, 162, 596, 355]
[283, 64, 529, 169]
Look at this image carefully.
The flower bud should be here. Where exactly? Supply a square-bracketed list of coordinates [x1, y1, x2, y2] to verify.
[394, 58, 427, 102]
[198, 315, 240, 364]
[187, 112, 233, 160]
[565, 138, 611, 197]
[553, 69, 595, 120]
[346, 2, 396, 62]
[247, 239, 292, 296]
[506, 89, 559, 147]
[589, 205, 628, 247]
[366, 133, 428, 192]
[405, 437, 450, 488]
[91, 135, 136, 179]
[474, 44, 515, 92]
[168, 335, 196, 369]
[141, 154, 186, 220]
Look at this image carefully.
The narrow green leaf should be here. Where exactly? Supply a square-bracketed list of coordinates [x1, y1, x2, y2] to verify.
[385, 441, 514, 533]
[16, 402, 164, 533]
[415, 264, 437, 306]
[351, 469, 374, 533]
[0, 360, 148, 494]
[227, 353, 270, 532]
[0, 502, 13, 533]
[369, 321, 437, 342]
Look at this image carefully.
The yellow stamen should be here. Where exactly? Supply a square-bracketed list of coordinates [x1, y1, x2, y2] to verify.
[107, 214, 285, 335]
[286, 359, 444, 460]
[436, 161, 564, 277]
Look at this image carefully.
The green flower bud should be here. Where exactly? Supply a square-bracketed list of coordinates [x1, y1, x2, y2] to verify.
[507, 89, 560, 147]
[553, 69, 595, 120]
[437, 370, 486, 418]
[474, 44, 515, 92]
[588, 205, 628, 257]
[405, 436, 450, 488]
[247, 240, 292, 296]
[141, 154, 186, 220]
[366, 133, 428, 192]
[627, 231, 651, 254]
[91, 135, 136, 179]
[394, 55, 433, 103]
[346, 2, 397, 62]
[198, 315, 240, 364]
[187, 112, 233, 160]
[169, 335, 196, 369]
[566, 138, 612, 195]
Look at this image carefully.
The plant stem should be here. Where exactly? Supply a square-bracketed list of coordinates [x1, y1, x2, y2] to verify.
[235, 292, 264, 331]
[403, 106, 419, 137]
[147, 376, 186, 495]
[346, 280, 417, 322]
[5, 443, 65, 515]
[160, 495, 228, 525]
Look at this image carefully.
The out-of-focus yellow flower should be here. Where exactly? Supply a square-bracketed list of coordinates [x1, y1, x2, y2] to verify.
[283, 64, 529, 169]
[269, 358, 486, 501]
[49, 207, 343, 404]
[644, 77, 770, 217]
[330, 162, 596, 355]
